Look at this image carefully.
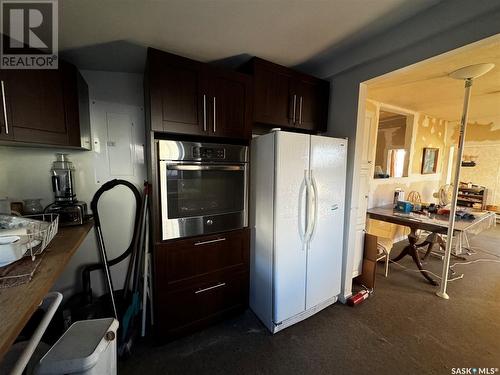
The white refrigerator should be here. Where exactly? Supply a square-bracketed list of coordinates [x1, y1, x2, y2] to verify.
[250, 130, 347, 333]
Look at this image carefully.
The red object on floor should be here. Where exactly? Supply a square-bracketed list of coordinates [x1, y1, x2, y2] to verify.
[347, 290, 369, 306]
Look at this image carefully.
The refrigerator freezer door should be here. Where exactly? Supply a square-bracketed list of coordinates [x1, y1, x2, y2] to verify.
[306, 136, 347, 310]
[273, 131, 310, 324]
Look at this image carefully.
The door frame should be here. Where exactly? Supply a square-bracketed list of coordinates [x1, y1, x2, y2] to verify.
[340, 84, 420, 301]
[339, 83, 368, 302]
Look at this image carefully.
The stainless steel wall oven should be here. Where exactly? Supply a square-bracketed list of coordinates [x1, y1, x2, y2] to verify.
[158, 140, 248, 240]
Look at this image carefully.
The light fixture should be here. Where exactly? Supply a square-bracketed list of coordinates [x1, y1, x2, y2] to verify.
[448, 63, 495, 80]
[436, 63, 495, 299]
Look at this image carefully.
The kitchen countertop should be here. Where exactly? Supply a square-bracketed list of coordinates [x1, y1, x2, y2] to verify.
[0, 221, 93, 362]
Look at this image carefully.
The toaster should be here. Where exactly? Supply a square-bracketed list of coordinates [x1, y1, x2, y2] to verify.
[45, 201, 89, 226]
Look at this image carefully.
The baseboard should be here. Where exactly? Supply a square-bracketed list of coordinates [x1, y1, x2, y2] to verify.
[271, 296, 338, 333]
[338, 293, 351, 304]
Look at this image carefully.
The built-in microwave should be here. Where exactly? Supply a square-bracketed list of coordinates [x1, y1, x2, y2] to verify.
[158, 140, 248, 240]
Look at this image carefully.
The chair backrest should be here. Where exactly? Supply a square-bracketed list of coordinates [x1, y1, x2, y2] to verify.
[366, 218, 407, 242]
[407, 191, 422, 203]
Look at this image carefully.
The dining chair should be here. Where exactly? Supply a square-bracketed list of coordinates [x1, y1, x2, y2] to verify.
[366, 219, 409, 277]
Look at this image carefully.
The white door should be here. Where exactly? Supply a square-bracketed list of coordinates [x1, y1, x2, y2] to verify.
[273, 132, 310, 323]
[352, 111, 375, 277]
[352, 167, 370, 277]
[361, 111, 376, 167]
[306, 136, 347, 309]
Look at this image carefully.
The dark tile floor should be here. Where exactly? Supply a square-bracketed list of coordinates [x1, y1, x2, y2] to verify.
[120, 226, 500, 374]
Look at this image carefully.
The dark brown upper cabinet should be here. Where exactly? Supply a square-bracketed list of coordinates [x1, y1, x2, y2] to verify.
[0, 73, 13, 141]
[240, 57, 329, 133]
[145, 48, 252, 140]
[146, 50, 206, 136]
[251, 60, 295, 127]
[0, 62, 91, 149]
[294, 75, 329, 132]
[208, 68, 251, 139]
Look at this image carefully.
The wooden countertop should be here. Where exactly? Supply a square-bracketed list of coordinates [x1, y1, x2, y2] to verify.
[0, 221, 93, 361]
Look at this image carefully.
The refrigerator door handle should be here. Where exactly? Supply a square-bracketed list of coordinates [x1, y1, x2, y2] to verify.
[299, 170, 308, 244]
[308, 171, 319, 244]
[304, 171, 314, 248]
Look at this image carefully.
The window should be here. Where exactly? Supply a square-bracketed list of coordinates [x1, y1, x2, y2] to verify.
[387, 149, 407, 178]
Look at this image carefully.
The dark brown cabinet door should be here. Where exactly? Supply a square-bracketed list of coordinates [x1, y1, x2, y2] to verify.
[0, 73, 13, 141]
[242, 57, 329, 133]
[147, 49, 207, 136]
[155, 229, 249, 289]
[252, 60, 295, 127]
[154, 228, 250, 339]
[157, 271, 248, 338]
[295, 77, 329, 132]
[147, 48, 251, 140]
[0, 63, 87, 147]
[208, 70, 251, 139]
[0, 69, 69, 145]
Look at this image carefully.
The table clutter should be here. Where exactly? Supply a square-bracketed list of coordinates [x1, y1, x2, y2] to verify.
[367, 205, 496, 285]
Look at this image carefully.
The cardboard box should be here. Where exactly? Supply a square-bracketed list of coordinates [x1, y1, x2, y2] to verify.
[354, 233, 378, 289]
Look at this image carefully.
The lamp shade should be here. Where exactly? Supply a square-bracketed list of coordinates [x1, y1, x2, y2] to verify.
[449, 63, 495, 80]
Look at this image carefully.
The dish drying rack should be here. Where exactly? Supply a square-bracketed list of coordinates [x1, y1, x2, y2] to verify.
[0, 214, 59, 262]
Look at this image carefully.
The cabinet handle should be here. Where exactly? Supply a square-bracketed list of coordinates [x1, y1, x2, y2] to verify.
[194, 237, 226, 246]
[195, 282, 226, 294]
[299, 96, 303, 125]
[1, 81, 8, 134]
[213, 97, 216, 133]
[203, 94, 207, 131]
[292, 94, 297, 124]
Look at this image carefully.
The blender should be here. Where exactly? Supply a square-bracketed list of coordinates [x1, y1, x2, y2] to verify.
[45, 154, 89, 226]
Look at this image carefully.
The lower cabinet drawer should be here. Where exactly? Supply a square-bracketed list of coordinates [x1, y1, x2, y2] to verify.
[157, 271, 248, 337]
[156, 228, 250, 288]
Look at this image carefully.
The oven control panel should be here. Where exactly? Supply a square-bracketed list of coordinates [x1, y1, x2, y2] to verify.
[192, 146, 225, 160]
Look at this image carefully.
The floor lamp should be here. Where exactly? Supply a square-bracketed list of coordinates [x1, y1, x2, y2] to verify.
[436, 63, 495, 299]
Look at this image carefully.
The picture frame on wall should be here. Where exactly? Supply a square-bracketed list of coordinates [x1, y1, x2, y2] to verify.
[421, 147, 439, 174]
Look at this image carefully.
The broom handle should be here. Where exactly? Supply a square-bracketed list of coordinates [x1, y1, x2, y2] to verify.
[95, 224, 118, 319]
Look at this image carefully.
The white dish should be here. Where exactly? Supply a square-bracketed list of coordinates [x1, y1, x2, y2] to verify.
[0, 235, 20, 245]
[0, 238, 42, 267]
[0, 214, 58, 268]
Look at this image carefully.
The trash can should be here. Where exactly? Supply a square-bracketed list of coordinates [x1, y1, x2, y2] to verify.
[36, 318, 119, 375]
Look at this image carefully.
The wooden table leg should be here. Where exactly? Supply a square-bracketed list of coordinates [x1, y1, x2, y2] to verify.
[392, 228, 439, 285]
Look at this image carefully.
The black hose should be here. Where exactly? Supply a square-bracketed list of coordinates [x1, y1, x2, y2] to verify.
[82, 179, 143, 300]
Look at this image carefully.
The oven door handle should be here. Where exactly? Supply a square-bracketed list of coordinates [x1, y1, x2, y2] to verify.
[166, 164, 245, 171]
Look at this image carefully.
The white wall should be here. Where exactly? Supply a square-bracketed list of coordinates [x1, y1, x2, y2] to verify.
[0, 70, 146, 298]
[368, 175, 440, 208]
[321, 1, 500, 300]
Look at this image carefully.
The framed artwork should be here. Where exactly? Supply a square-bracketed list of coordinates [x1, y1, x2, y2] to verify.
[421, 148, 439, 174]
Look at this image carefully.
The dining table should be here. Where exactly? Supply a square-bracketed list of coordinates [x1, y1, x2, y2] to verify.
[366, 205, 496, 285]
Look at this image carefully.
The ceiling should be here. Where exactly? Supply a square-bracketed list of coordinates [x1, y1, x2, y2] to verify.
[59, 0, 440, 74]
[367, 35, 500, 128]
